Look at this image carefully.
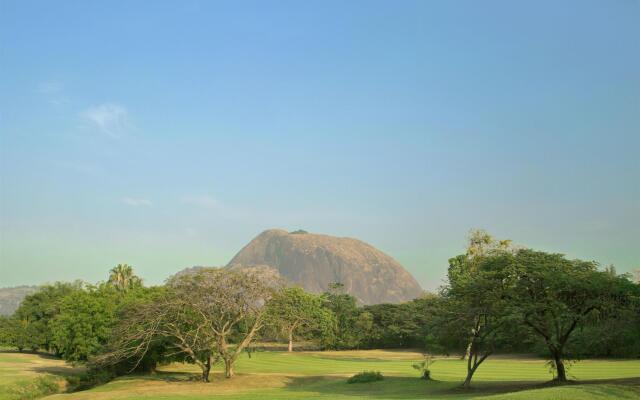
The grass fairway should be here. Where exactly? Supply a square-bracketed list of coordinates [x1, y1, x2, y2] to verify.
[2, 350, 639, 400]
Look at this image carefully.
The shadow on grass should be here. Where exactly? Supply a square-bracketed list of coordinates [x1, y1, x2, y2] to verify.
[281, 375, 640, 399]
[91, 369, 205, 383]
[0, 349, 61, 359]
[31, 365, 83, 377]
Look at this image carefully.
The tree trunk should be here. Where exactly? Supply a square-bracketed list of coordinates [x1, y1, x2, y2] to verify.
[553, 352, 567, 382]
[223, 358, 234, 378]
[288, 329, 294, 352]
[202, 356, 211, 382]
[463, 354, 475, 388]
[462, 346, 491, 389]
[462, 373, 473, 388]
[462, 360, 482, 388]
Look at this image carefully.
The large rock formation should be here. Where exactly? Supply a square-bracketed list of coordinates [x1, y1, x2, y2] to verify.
[227, 229, 423, 304]
[0, 286, 38, 315]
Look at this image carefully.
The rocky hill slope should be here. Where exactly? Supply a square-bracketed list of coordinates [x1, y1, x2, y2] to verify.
[0, 286, 38, 315]
[227, 229, 423, 304]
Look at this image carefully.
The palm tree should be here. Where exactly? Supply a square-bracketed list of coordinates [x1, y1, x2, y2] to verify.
[108, 264, 142, 291]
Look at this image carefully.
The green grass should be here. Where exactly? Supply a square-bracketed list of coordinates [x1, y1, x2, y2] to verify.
[0, 351, 80, 400]
[2, 350, 639, 400]
[229, 351, 640, 381]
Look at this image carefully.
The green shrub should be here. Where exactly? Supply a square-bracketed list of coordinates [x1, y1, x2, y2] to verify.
[9, 375, 59, 400]
[347, 371, 383, 384]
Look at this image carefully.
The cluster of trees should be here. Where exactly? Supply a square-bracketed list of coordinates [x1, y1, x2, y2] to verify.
[1, 234, 639, 388]
[433, 231, 640, 386]
[0, 264, 144, 358]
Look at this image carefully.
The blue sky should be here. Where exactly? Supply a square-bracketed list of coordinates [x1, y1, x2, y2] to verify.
[1, 0, 638, 289]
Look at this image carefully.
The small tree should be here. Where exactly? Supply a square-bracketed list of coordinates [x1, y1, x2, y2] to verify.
[412, 354, 436, 380]
[266, 287, 334, 352]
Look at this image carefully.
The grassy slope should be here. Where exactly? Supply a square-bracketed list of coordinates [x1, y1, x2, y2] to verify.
[0, 351, 80, 400]
[2, 350, 639, 400]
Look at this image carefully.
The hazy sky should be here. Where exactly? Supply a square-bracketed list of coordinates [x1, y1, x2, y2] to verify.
[1, 0, 638, 290]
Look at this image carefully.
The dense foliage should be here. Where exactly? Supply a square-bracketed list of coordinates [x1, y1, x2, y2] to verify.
[266, 287, 335, 352]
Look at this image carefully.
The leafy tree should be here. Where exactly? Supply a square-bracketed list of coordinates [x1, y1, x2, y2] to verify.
[0, 316, 31, 352]
[565, 309, 640, 358]
[322, 283, 360, 349]
[12, 282, 83, 353]
[442, 252, 515, 388]
[168, 269, 275, 378]
[50, 285, 120, 362]
[353, 311, 374, 349]
[97, 286, 216, 381]
[507, 249, 635, 382]
[108, 264, 142, 292]
[266, 287, 335, 352]
[361, 295, 442, 350]
[362, 303, 416, 348]
[435, 230, 515, 388]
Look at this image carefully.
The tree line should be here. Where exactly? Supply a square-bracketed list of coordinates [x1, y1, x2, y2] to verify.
[1, 232, 638, 388]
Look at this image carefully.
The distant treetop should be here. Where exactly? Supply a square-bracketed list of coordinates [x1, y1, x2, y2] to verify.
[290, 229, 308, 234]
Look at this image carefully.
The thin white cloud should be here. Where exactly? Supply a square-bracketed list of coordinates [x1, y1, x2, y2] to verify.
[83, 103, 130, 137]
[122, 197, 152, 207]
[181, 195, 218, 209]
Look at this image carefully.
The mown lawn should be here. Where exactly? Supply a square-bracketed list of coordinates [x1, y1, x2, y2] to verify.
[1, 350, 639, 400]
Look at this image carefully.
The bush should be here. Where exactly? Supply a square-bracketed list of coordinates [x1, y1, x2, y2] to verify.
[347, 371, 383, 384]
[9, 375, 59, 399]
